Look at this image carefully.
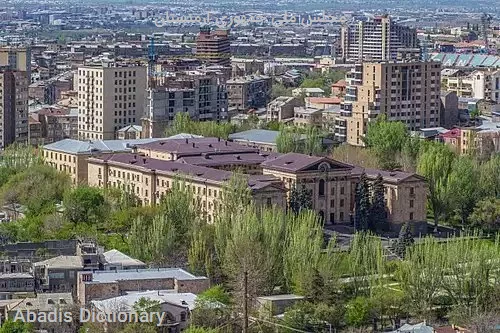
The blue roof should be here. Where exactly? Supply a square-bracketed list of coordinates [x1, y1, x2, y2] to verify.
[431, 53, 500, 68]
[43, 138, 162, 154]
[229, 129, 280, 145]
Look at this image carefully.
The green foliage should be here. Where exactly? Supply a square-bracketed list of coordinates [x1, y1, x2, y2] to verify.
[417, 142, 456, 230]
[271, 83, 293, 99]
[364, 115, 408, 170]
[469, 198, 500, 232]
[129, 180, 200, 264]
[393, 222, 414, 258]
[447, 156, 480, 226]
[165, 113, 236, 139]
[282, 301, 344, 332]
[133, 297, 161, 313]
[345, 296, 374, 328]
[184, 326, 219, 333]
[63, 186, 107, 224]
[369, 174, 387, 231]
[288, 185, 313, 214]
[0, 164, 70, 213]
[354, 173, 370, 231]
[0, 319, 34, 333]
[478, 155, 500, 198]
[197, 285, 231, 305]
[276, 125, 323, 155]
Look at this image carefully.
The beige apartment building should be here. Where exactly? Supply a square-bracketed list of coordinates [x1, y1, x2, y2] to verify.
[77, 63, 147, 140]
[87, 153, 287, 222]
[0, 67, 29, 148]
[341, 60, 442, 146]
[0, 47, 31, 78]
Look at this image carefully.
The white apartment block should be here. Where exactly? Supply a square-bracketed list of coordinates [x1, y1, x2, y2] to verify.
[341, 15, 419, 62]
[442, 69, 500, 102]
[77, 63, 147, 140]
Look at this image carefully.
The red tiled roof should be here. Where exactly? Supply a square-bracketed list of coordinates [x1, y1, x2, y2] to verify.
[331, 79, 346, 87]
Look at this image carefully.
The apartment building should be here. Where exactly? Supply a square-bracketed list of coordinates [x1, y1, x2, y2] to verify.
[340, 60, 442, 146]
[77, 62, 147, 140]
[341, 15, 418, 62]
[0, 67, 29, 148]
[195, 27, 231, 67]
[293, 107, 323, 128]
[227, 75, 271, 112]
[266, 96, 304, 122]
[142, 70, 228, 138]
[0, 47, 31, 78]
[231, 59, 265, 78]
[441, 68, 500, 102]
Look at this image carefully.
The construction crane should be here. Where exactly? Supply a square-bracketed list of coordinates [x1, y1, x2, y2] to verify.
[148, 36, 158, 88]
[481, 13, 492, 53]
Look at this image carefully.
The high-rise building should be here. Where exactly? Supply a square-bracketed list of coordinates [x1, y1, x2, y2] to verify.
[339, 60, 442, 146]
[195, 27, 231, 67]
[0, 47, 31, 79]
[0, 66, 29, 148]
[77, 63, 147, 140]
[341, 15, 418, 62]
[142, 69, 228, 138]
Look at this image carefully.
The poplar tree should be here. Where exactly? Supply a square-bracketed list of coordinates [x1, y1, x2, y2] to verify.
[354, 173, 370, 231]
[369, 174, 387, 231]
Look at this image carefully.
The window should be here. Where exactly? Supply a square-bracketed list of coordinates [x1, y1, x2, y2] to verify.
[319, 179, 325, 196]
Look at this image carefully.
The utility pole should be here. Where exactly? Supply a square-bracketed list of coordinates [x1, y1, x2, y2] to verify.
[243, 270, 249, 333]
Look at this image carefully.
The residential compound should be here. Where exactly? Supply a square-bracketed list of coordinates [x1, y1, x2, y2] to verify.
[142, 69, 228, 138]
[0, 66, 29, 148]
[44, 135, 429, 234]
[339, 60, 442, 145]
[341, 15, 419, 62]
[227, 75, 271, 112]
[76, 62, 147, 140]
[441, 68, 500, 102]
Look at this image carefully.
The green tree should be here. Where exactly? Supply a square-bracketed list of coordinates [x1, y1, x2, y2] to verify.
[345, 296, 374, 329]
[0, 164, 70, 213]
[364, 115, 408, 170]
[288, 184, 313, 214]
[63, 186, 108, 224]
[417, 142, 456, 231]
[0, 319, 34, 333]
[369, 174, 387, 231]
[354, 173, 370, 231]
[393, 222, 414, 258]
[469, 198, 500, 232]
[478, 155, 500, 198]
[447, 156, 480, 227]
[276, 125, 301, 153]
